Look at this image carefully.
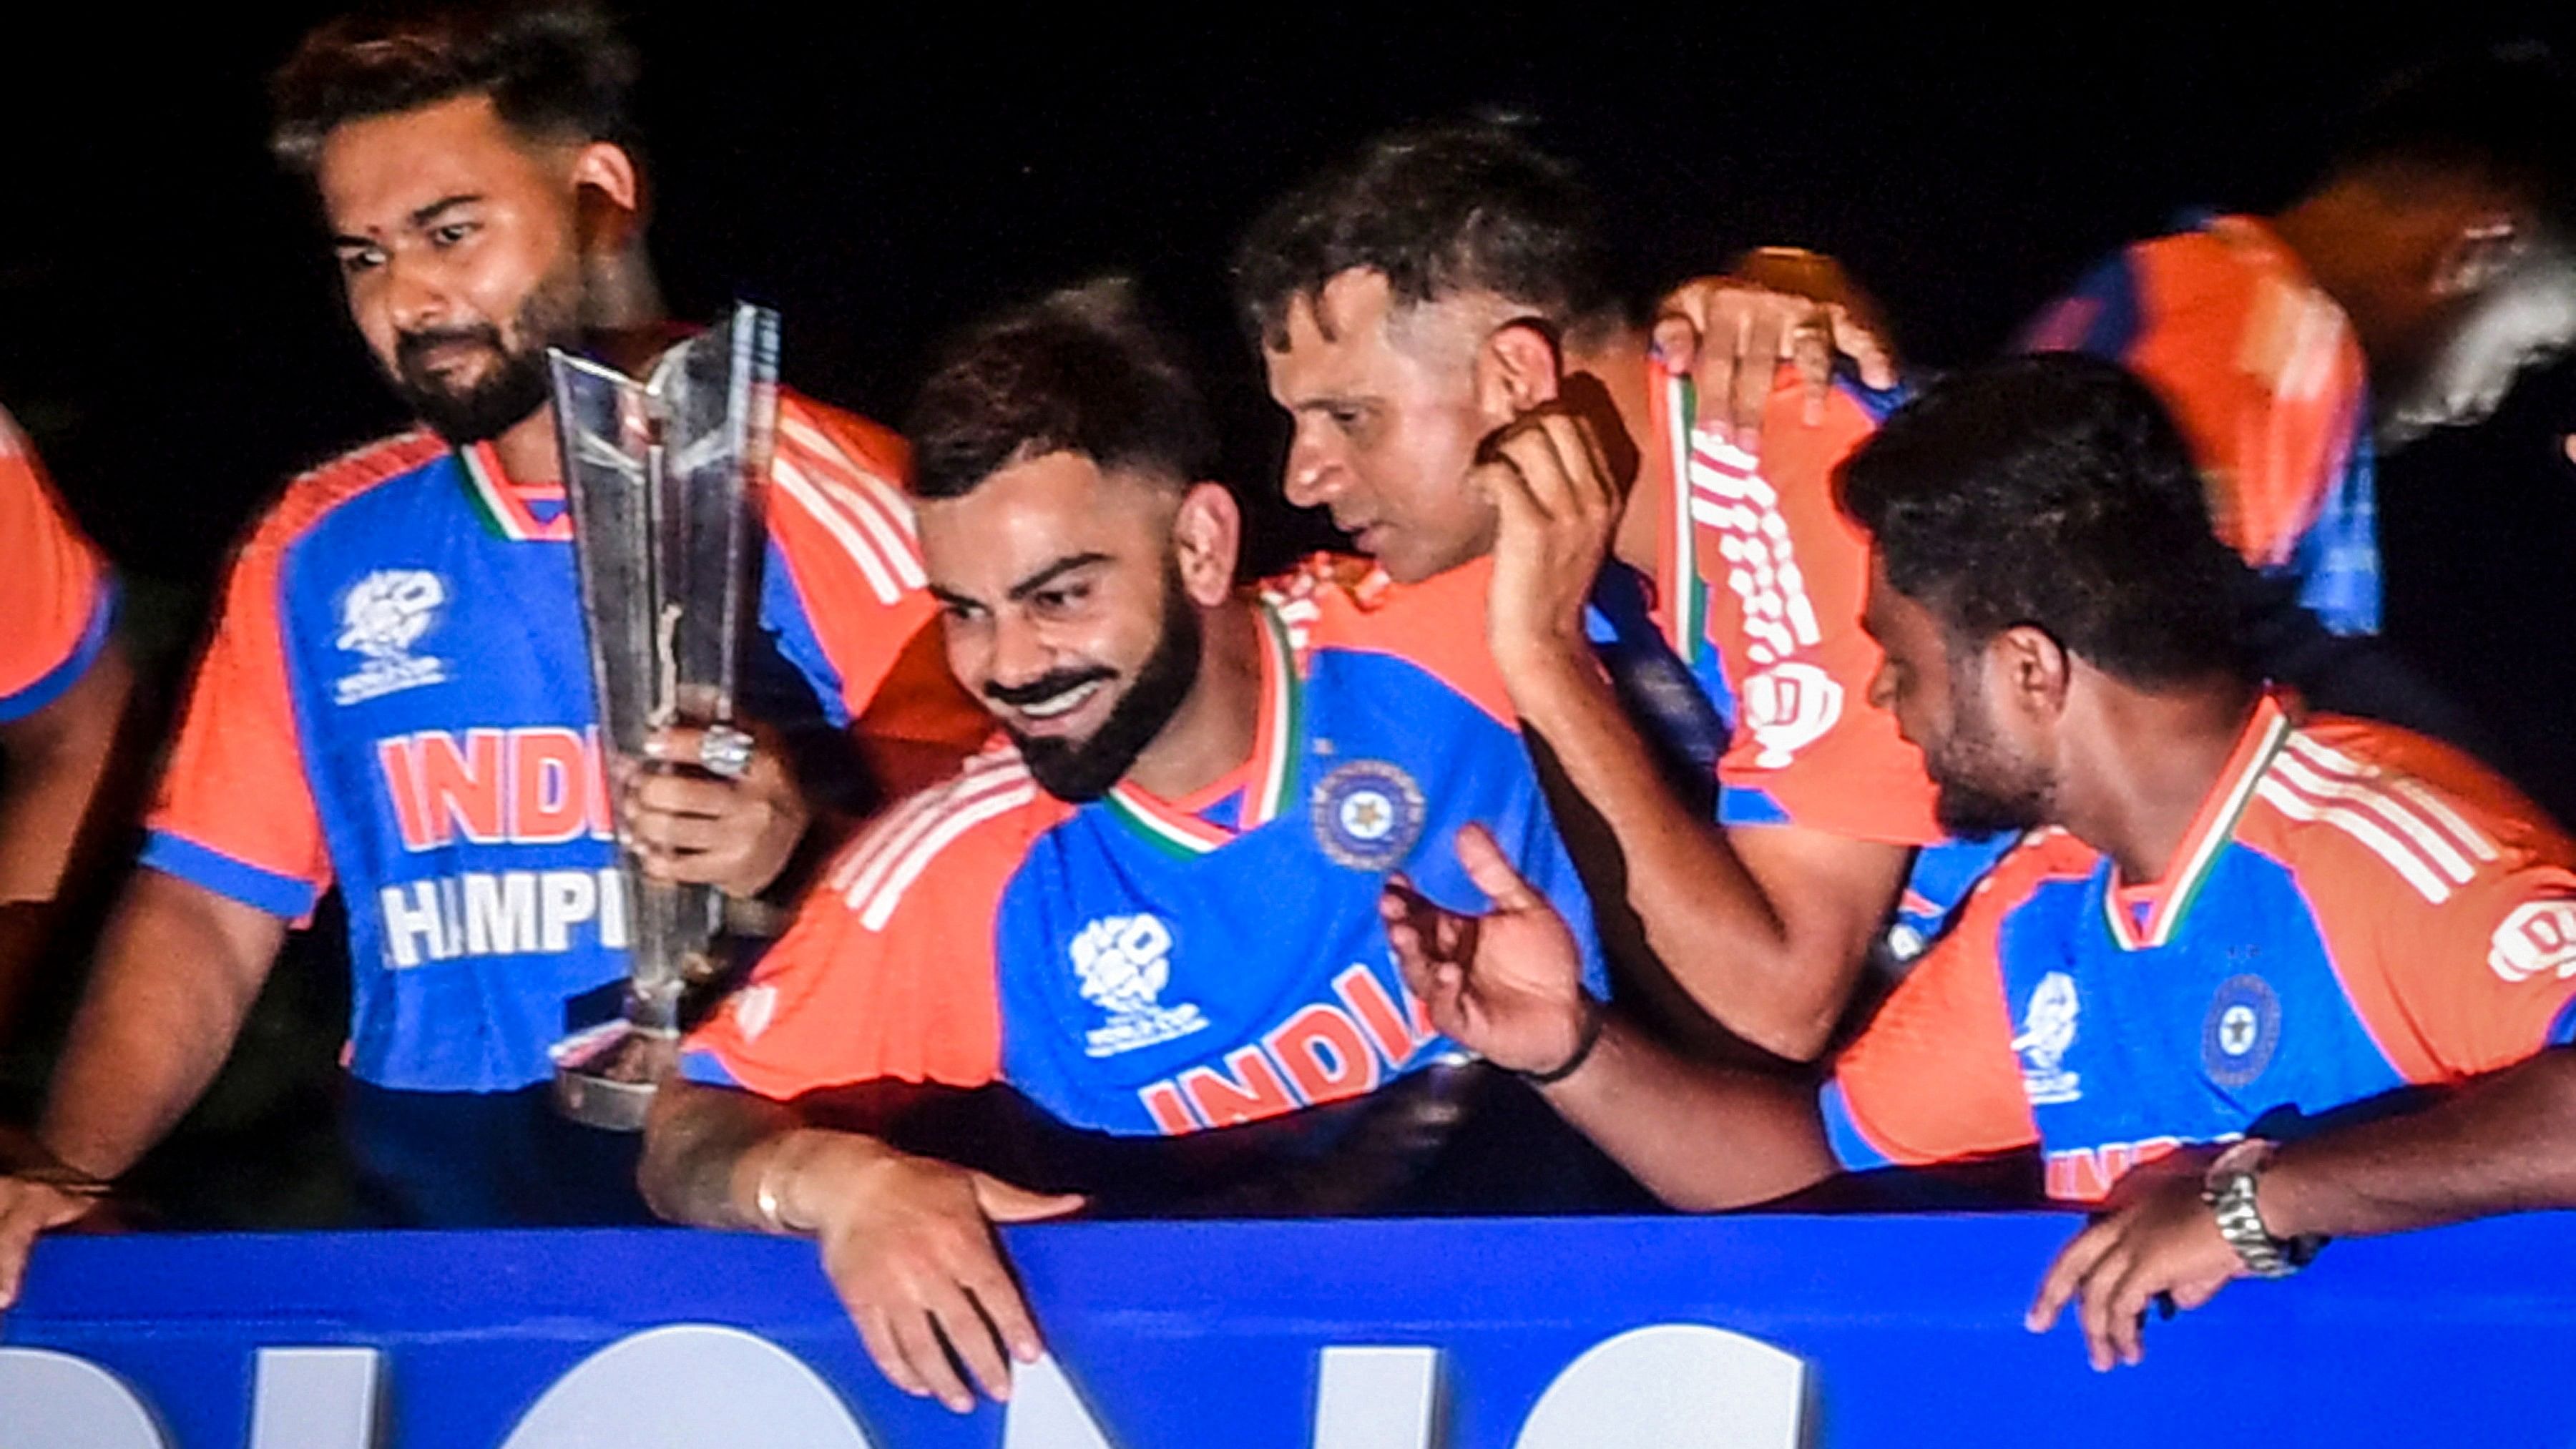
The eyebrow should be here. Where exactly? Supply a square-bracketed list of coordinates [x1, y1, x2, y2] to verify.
[330, 193, 482, 250]
[1007, 552, 1112, 601]
[925, 552, 1115, 612]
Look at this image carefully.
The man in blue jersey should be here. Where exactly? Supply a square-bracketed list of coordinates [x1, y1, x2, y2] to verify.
[0, 0, 974, 1285]
[1381, 354, 2576, 1372]
[640, 281, 1611, 1413]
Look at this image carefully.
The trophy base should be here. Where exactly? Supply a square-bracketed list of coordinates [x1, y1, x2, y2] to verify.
[547, 1021, 680, 1131]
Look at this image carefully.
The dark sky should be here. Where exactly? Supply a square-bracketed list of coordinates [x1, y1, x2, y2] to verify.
[5, 6, 2560, 586]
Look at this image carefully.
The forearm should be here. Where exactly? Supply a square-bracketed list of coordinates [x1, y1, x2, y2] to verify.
[2258, 1049, 2576, 1242]
[640, 1076, 899, 1232]
[39, 869, 282, 1179]
[1538, 1014, 1841, 1209]
[1504, 643, 1856, 1055]
[0, 640, 132, 903]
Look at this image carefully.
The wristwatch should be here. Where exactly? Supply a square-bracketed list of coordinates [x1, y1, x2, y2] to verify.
[2201, 1139, 2325, 1277]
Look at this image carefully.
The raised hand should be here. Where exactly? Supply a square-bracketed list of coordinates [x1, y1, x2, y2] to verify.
[1379, 824, 1594, 1077]
[1472, 407, 1624, 678]
[1652, 249, 1899, 449]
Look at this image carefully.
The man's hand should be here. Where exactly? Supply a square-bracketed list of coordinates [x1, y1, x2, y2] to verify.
[623, 722, 810, 898]
[1474, 408, 1623, 677]
[0, 1173, 107, 1310]
[1381, 824, 1592, 1076]
[794, 1137, 1082, 1413]
[2026, 1169, 2244, 1371]
[1653, 249, 1899, 449]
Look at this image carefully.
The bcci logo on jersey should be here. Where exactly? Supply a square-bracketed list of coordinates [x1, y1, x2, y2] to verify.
[1072, 913, 1210, 1058]
[335, 569, 450, 705]
[2012, 971, 2082, 1106]
[1311, 760, 1426, 872]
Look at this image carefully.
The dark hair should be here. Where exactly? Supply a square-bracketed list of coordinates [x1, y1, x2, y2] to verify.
[1836, 355, 2244, 687]
[2331, 42, 2576, 237]
[906, 279, 1215, 501]
[1231, 121, 1624, 352]
[269, 1, 642, 173]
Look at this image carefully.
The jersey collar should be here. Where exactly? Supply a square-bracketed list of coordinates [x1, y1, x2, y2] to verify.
[2102, 690, 2295, 951]
[457, 441, 573, 543]
[1100, 601, 1305, 860]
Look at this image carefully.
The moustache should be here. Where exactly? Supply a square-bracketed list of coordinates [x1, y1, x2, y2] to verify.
[984, 666, 1115, 709]
[394, 325, 506, 379]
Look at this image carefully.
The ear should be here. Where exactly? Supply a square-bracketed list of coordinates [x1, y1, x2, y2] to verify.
[1170, 482, 1242, 606]
[567, 139, 645, 252]
[1987, 624, 2072, 724]
[1471, 319, 1562, 426]
[2431, 214, 2524, 298]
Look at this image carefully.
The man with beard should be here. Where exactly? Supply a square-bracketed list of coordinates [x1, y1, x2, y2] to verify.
[0, 1, 975, 1281]
[639, 282, 1609, 1413]
[1378, 355, 2576, 1373]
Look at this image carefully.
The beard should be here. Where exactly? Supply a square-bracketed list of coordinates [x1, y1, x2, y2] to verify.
[995, 569, 1203, 803]
[385, 258, 587, 445]
[1924, 669, 2054, 842]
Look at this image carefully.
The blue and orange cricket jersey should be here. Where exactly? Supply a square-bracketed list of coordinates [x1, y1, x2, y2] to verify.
[1821, 692, 2576, 1202]
[682, 556, 1607, 1135]
[142, 397, 971, 1093]
[2023, 213, 2377, 635]
[1637, 368, 2013, 950]
[0, 406, 115, 727]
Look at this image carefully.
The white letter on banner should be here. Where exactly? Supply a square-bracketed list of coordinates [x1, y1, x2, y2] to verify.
[250, 1347, 381, 1449]
[497, 1325, 878, 1449]
[1313, 1346, 1440, 1449]
[1001, 1354, 1118, 1449]
[0, 1347, 171, 1449]
[1513, 1324, 1806, 1449]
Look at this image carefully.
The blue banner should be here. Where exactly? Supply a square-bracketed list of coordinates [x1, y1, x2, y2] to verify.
[5, 1213, 2571, 1447]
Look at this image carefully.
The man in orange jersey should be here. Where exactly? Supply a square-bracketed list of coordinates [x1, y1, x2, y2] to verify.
[1381, 356, 2576, 1373]
[0, 0, 976, 1282]
[0, 406, 134, 1043]
[1236, 125, 2002, 1069]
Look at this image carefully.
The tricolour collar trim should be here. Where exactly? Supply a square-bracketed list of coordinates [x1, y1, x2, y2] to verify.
[459, 442, 572, 543]
[1102, 601, 1303, 859]
[2102, 692, 2293, 951]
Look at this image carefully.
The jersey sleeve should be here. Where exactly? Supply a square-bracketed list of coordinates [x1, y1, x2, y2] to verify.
[139, 512, 332, 920]
[1820, 836, 2091, 1169]
[2275, 724, 2576, 1079]
[1699, 378, 1944, 845]
[760, 397, 964, 730]
[681, 756, 1043, 1100]
[0, 410, 114, 722]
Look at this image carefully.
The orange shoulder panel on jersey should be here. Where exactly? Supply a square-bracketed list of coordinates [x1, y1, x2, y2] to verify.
[147, 432, 449, 911]
[685, 748, 1074, 1101]
[765, 394, 954, 722]
[1829, 830, 2097, 1165]
[1260, 551, 1519, 727]
[2240, 717, 2576, 1081]
[1698, 376, 1943, 845]
[0, 409, 110, 704]
[2120, 221, 2367, 569]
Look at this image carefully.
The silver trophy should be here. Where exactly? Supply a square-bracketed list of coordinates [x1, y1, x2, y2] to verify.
[544, 304, 779, 1129]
